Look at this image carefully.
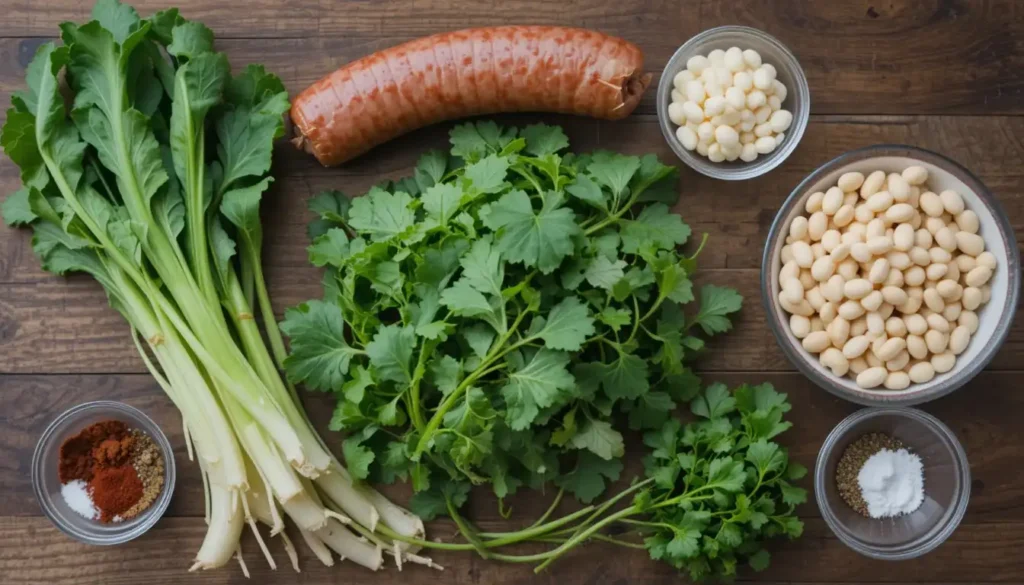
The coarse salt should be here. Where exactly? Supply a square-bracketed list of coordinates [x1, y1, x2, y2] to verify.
[61, 479, 99, 520]
[857, 447, 925, 518]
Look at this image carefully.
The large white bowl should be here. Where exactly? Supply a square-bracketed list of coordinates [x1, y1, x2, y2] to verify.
[762, 145, 1020, 406]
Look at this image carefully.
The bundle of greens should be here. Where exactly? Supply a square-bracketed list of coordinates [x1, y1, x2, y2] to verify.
[284, 122, 798, 578]
[1, 0, 422, 573]
[288, 121, 742, 508]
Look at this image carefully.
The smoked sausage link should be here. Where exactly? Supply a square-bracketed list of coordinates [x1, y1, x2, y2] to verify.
[291, 26, 651, 166]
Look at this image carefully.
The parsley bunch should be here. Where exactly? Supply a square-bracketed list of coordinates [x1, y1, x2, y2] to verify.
[285, 121, 742, 513]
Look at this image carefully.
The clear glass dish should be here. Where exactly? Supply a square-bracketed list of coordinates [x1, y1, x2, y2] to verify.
[656, 25, 810, 180]
[31, 400, 176, 545]
[815, 407, 970, 560]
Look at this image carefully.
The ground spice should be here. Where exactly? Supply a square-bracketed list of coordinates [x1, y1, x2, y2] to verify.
[835, 432, 904, 517]
[57, 420, 159, 523]
[118, 428, 165, 521]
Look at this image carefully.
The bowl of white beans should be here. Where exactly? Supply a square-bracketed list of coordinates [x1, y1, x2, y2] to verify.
[762, 145, 1020, 406]
[657, 26, 810, 180]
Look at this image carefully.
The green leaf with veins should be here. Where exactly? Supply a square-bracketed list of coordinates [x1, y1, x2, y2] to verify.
[422, 182, 463, 225]
[365, 324, 415, 385]
[458, 237, 504, 296]
[464, 154, 509, 194]
[532, 296, 595, 351]
[308, 228, 349, 267]
[220, 176, 271, 248]
[566, 174, 608, 211]
[342, 434, 375, 480]
[347, 187, 415, 241]
[585, 151, 640, 202]
[449, 121, 517, 162]
[521, 123, 569, 156]
[584, 255, 627, 290]
[166, 21, 213, 60]
[3, 188, 36, 226]
[481, 190, 578, 273]
[693, 285, 744, 335]
[280, 300, 361, 391]
[501, 349, 576, 430]
[621, 203, 692, 254]
[569, 418, 624, 460]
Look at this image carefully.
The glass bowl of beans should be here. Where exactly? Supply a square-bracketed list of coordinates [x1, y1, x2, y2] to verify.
[814, 407, 970, 560]
[31, 400, 176, 545]
[657, 25, 810, 180]
[762, 145, 1020, 406]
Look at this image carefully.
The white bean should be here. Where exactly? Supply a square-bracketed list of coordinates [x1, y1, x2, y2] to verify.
[885, 316, 908, 337]
[822, 187, 844, 215]
[884, 269, 905, 288]
[886, 350, 910, 372]
[904, 314, 928, 336]
[902, 166, 928, 186]
[780, 294, 814, 316]
[810, 255, 835, 281]
[887, 174, 911, 202]
[925, 263, 948, 281]
[866, 312, 885, 336]
[907, 334, 928, 360]
[838, 300, 867, 320]
[769, 110, 793, 133]
[934, 227, 957, 252]
[838, 172, 865, 193]
[943, 301, 963, 323]
[931, 352, 956, 374]
[827, 316, 850, 347]
[791, 241, 814, 268]
[925, 330, 948, 354]
[802, 331, 831, 353]
[881, 286, 908, 307]
[842, 335, 871, 359]
[843, 278, 873, 300]
[866, 236, 894, 255]
[868, 258, 890, 284]
[885, 203, 915, 224]
[806, 287, 826, 311]
[790, 314, 811, 338]
[956, 210, 979, 234]
[821, 274, 846, 303]
[936, 279, 961, 300]
[856, 367, 888, 389]
[834, 205, 855, 228]
[965, 265, 993, 288]
[886, 251, 912, 270]
[875, 337, 906, 362]
[961, 287, 983, 311]
[959, 310, 979, 334]
[806, 212, 826, 242]
[884, 371, 911, 390]
[919, 191, 944, 217]
[861, 290, 884, 312]
[892, 223, 915, 252]
[976, 251, 997, 270]
[923, 288, 945, 312]
[754, 135, 777, 155]
[908, 361, 936, 384]
[949, 325, 970, 355]
[820, 347, 850, 377]
[830, 243, 852, 263]
[926, 313, 950, 334]
[866, 191, 894, 213]
[849, 357, 868, 375]
[820, 302, 838, 325]
[861, 171, 886, 199]
[939, 190, 965, 215]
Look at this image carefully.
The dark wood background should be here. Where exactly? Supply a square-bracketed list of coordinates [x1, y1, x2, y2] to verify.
[1, 0, 1023, 583]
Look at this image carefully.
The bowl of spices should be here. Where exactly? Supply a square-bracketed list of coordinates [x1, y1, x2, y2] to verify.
[31, 401, 175, 545]
[814, 407, 969, 560]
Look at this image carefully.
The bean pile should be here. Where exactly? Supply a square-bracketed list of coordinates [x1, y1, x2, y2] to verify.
[777, 166, 995, 390]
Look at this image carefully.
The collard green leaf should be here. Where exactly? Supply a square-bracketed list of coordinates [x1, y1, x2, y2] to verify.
[2, 188, 36, 226]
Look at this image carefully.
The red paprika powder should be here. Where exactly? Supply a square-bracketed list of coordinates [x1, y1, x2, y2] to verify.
[58, 420, 144, 522]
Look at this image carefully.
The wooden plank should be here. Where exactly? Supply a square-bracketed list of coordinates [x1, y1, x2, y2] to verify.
[700, 0, 1024, 115]
[1, 263, 1023, 374]
[2, 372, 1022, 526]
[0, 515, 1022, 583]
[2, 115, 1022, 283]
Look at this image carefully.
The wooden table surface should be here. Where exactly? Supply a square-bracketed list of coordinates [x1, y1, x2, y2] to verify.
[1, 1, 1023, 583]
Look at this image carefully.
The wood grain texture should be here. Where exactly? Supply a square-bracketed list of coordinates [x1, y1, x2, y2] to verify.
[0, 0, 1022, 583]
[2, 516, 1024, 584]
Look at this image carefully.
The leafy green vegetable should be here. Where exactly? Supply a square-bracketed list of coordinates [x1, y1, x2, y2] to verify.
[286, 121, 743, 514]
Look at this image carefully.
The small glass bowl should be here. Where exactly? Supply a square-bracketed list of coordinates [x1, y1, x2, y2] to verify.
[815, 407, 970, 560]
[656, 25, 810, 180]
[31, 400, 176, 545]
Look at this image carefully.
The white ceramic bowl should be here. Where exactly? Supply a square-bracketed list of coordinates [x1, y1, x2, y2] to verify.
[762, 145, 1020, 406]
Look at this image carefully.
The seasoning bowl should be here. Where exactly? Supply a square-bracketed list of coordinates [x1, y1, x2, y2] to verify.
[815, 407, 970, 560]
[762, 145, 1021, 406]
[656, 25, 810, 180]
[31, 400, 176, 545]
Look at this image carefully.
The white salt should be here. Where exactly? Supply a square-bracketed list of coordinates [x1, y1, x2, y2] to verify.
[857, 447, 924, 518]
[61, 479, 99, 520]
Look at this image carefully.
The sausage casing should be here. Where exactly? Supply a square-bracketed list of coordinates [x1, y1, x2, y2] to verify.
[291, 26, 651, 165]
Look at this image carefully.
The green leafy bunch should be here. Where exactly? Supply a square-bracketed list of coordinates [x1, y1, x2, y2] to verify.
[1, 0, 289, 316]
[632, 383, 807, 580]
[284, 121, 743, 513]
